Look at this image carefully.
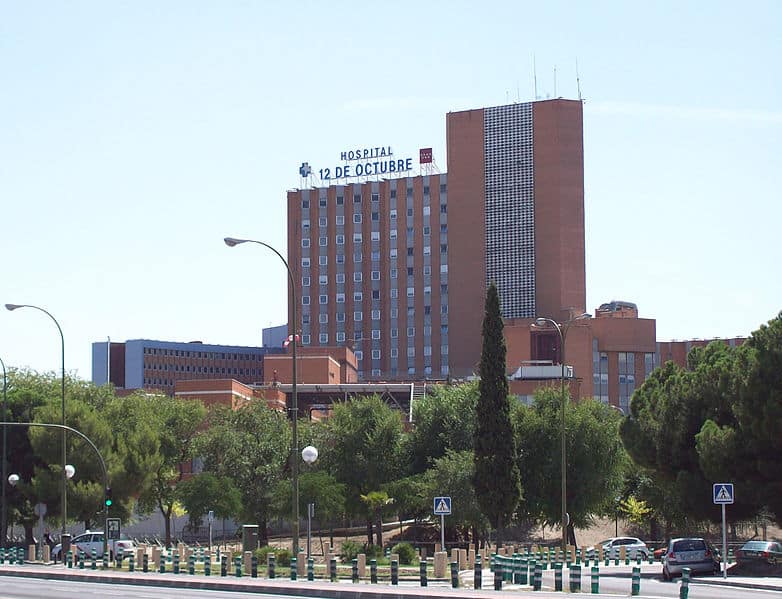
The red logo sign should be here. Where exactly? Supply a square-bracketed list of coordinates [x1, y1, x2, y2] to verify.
[419, 148, 433, 164]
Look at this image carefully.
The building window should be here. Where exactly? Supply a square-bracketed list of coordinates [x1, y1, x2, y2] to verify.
[407, 327, 415, 337]
[371, 290, 380, 300]
[440, 204, 447, 213]
[423, 246, 431, 255]
[336, 332, 346, 342]
[371, 193, 379, 202]
[390, 288, 398, 299]
[407, 287, 415, 297]
[319, 217, 327, 227]
[302, 314, 310, 325]
[390, 268, 397, 279]
[319, 236, 327, 247]
[302, 238, 310, 248]
[353, 193, 361, 203]
[371, 349, 381, 360]
[319, 313, 328, 324]
[302, 334, 311, 345]
[354, 311, 363, 321]
[644, 353, 655, 380]
[336, 215, 345, 225]
[423, 265, 431, 275]
[319, 275, 328, 285]
[371, 270, 380, 281]
[390, 328, 398, 339]
[354, 252, 363, 263]
[336, 234, 345, 245]
[353, 233, 363, 243]
[302, 296, 310, 305]
[355, 350, 363, 361]
[319, 255, 328, 266]
[424, 346, 432, 356]
[390, 308, 398, 318]
[371, 251, 380, 261]
[390, 347, 398, 357]
[302, 276, 310, 287]
[336, 293, 345, 303]
[336, 312, 345, 323]
[390, 209, 397, 219]
[407, 208, 413, 217]
[353, 213, 362, 224]
[302, 219, 310, 230]
[618, 351, 635, 413]
[407, 247, 414, 256]
[319, 295, 328, 304]
[371, 231, 380, 241]
[423, 206, 430, 216]
[441, 244, 448, 253]
[371, 211, 379, 221]
[407, 347, 415, 358]
[336, 195, 344, 205]
[336, 273, 345, 284]
[390, 248, 398, 258]
[302, 199, 309, 209]
[319, 197, 327, 207]
[354, 272, 362, 282]
[319, 333, 328, 344]
[390, 229, 397, 239]
[353, 291, 363, 301]
[371, 325, 381, 335]
[336, 254, 345, 265]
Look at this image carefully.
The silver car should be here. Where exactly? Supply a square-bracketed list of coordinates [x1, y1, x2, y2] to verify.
[51, 531, 135, 561]
[662, 537, 720, 580]
[588, 536, 650, 560]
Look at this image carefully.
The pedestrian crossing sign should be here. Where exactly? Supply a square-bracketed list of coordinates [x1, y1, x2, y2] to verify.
[433, 496, 452, 515]
[713, 483, 734, 504]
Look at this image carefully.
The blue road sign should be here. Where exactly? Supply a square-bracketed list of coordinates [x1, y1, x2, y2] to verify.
[433, 496, 452, 515]
[713, 483, 734, 505]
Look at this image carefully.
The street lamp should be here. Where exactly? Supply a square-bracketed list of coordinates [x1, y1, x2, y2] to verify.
[224, 237, 301, 554]
[532, 312, 590, 551]
[0, 356, 7, 549]
[301, 445, 318, 560]
[5, 304, 68, 539]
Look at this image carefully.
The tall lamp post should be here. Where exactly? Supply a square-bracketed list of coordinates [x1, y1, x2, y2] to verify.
[5, 304, 68, 539]
[0, 356, 7, 548]
[224, 237, 300, 554]
[301, 445, 318, 560]
[532, 312, 590, 550]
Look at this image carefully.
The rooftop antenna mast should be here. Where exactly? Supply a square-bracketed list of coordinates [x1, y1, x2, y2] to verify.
[554, 65, 557, 97]
[576, 58, 582, 101]
[533, 54, 539, 100]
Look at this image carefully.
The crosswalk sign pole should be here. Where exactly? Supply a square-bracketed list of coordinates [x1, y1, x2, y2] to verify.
[441, 514, 445, 552]
[722, 503, 727, 579]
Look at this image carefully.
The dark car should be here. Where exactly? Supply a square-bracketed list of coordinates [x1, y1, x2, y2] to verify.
[662, 537, 720, 581]
[736, 540, 782, 565]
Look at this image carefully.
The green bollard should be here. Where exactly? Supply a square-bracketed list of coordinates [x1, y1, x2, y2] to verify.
[268, 554, 275, 579]
[352, 558, 358, 583]
[129, 553, 135, 573]
[251, 555, 258, 578]
[329, 556, 336, 582]
[420, 559, 427, 587]
[91, 548, 97, 570]
[173, 552, 180, 574]
[67, 550, 73, 568]
[370, 559, 377, 584]
[680, 567, 690, 599]
[235, 555, 242, 578]
[103, 551, 109, 570]
[188, 554, 195, 575]
[306, 557, 313, 581]
[474, 556, 482, 589]
[289, 557, 296, 581]
[570, 564, 581, 592]
[554, 562, 563, 591]
[79, 551, 85, 569]
[533, 562, 543, 591]
[494, 563, 503, 590]
[204, 556, 211, 577]
[591, 565, 599, 594]
[520, 556, 528, 585]
[160, 554, 166, 574]
[450, 560, 459, 588]
[142, 553, 149, 573]
[631, 565, 640, 596]
[220, 555, 227, 577]
[391, 558, 399, 586]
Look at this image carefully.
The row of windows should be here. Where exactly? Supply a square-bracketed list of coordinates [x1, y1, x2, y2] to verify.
[301, 255, 449, 271]
[145, 366, 260, 376]
[303, 275, 447, 292]
[301, 184, 447, 209]
[143, 348, 262, 361]
[302, 230, 447, 247]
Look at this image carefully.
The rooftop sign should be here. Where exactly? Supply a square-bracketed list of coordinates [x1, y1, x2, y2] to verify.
[300, 145, 414, 182]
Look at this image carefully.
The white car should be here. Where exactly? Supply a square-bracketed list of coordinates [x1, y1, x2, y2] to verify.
[587, 536, 649, 560]
[51, 531, 135, 561]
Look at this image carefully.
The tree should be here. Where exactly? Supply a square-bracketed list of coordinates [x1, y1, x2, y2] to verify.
[319, 395, 403, 545]
[137, 395, 206, 547]
[513, 389, 626, 533]
[360, 491, 394, 547]
[473, 282, 521, 543]
[177, 473, 242, 531]
[404, 382, 477, 475]
[196, 400, 290, 546]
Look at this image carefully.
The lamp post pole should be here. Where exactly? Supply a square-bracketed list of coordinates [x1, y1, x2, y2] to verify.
[1, 356, 7, 549]
[224, 237, 300, 554]
[5, 304, 67, 538]
[533, 313, 591, 551]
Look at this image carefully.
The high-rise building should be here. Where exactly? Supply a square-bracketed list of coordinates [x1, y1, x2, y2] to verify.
[287, 99, 586, 380]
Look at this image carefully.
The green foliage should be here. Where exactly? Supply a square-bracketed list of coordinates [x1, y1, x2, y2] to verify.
[391, 541, 416, 565]
[513, 388, 626, 528]
[340, 540, 363, 562]
[422, 450, 487, 533]
[473, 282, 521, 534]
[272, 470, 345, 523]
[405, 382, 477, 474]
[618, 496, 652, 526]
[196, 400, 290, 544]
[363, 543, 383, 558]
[253, 545, 291, 566]
[177, 473, 242, 530]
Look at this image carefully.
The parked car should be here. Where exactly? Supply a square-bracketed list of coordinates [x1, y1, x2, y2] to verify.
[662, 537, 720, 581]
[735, 540, 782, 566]
[586, 537, 650, 560]
[51, 531, 135, 561]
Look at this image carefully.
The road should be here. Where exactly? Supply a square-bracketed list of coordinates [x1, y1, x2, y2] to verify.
[0, 574, 776, 599]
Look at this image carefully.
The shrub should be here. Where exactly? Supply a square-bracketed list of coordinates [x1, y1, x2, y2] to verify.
[275, 548, 292, 567]
[252, 545, 291, 567]
[340, 540, 363, 562]
[391, 542, 416, 565]
[363, 543, 383, 559]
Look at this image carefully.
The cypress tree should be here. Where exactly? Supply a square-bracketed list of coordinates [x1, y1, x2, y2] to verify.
[472, 282, 521, 545]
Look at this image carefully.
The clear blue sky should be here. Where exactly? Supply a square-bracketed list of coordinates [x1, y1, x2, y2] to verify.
[2, 1, 780, 379]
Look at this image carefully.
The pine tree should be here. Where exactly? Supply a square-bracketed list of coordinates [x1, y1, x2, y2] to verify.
[472, 282, 521, 545]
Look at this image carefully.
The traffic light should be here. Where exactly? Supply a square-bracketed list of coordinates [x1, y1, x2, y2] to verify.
[105, 487, 113, 508]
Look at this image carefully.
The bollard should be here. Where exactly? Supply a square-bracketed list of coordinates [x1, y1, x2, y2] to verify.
[91, 548, 97, 570]
[251, 555, 258, 578]
[450, 560, 459, 588]
[591, 565, 599, 594]
[67, 550, 73, 569]
[160, 553, 166, 574]
[370, 559, 377, 584]
[129, 553, 135, 573]
[268, 554, 276, 579]
[204, 556, 211, 577]
[474, 555, 482, 589]
[173, 551, 180, 574]
[143, 552, 149, 573]
[520, 556, 528, 585]
[554, 562, 563, 591]
[189, 554, 195, 575]
[494, 561, 503, 590]
[307, 557, 313, 581]
[391, 558, 399, 585]
[290, 557, 297, 581]
[220, 555, 227, 577]
[680, 567, 690, 599]
[103, 551, 108, 570]
[570, 563, 581, 592]
[329, 556, 337, 582]
[79, 551, 85, 569]
[631, 565, 640, 596]
[235, 555, 242, 578]
[420, 558, 428, 586]
[352, 558, 359, 583]
[533, 562, 543, 591]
